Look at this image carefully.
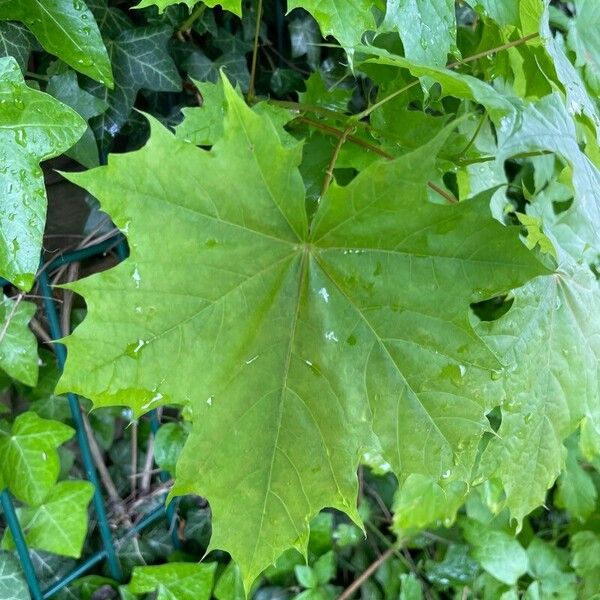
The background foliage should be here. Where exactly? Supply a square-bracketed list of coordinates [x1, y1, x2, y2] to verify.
[1, 0, 600, 598]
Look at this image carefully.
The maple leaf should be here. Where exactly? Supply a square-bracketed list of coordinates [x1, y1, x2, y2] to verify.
[58, 77, 546, 589]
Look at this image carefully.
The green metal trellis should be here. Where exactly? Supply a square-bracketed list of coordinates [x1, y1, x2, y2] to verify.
[0, 238, 178, 599]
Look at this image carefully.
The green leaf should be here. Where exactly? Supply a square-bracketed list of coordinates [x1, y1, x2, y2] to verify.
[0, 411, 74, 505]
[288, 0, 375, 60]
[496, 94, 600, 258]
[359, 45, 515, 123]
[571, 531, 600, 597]
[540, 5, 600, 138]
[295, 564, 318, 589]
[0, 295, 38, 385]
[425, 544, 479, 587]
[0, 56, 86, 290]
[214, 562, 245, 600]
[568, 0, 600, 94]
[2, 480, 94, 558]
[393, 475, 466, 531]
[312, 551, 335, 585]
[0, 0, 112, 86]
[462, 521, 528, 585]
[175, 79, 227, 146]
[0, 21, 35, 71]
[127, 562, 217, 600]
[382, 0, 456, 67]
[555, 438, 597, 522]
[47, 69, 108, 168]
[465, 0, 519, 27]
[86, 23, 181, 151]
[400, 573, 423, 600]
[154, 422, 187, 474]
[0, 553, 29, 600]
[477, 257, 600, 523]
[58, 77, 545, 589]
[135, 0, 241, 16]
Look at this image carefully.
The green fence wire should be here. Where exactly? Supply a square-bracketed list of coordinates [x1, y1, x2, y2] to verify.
[0, 238, 178, 599]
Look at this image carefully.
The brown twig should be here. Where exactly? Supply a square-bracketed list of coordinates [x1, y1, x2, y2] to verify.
[29, 317, 53, 346]
[337, 548, 394, 600]
[0, 293, 23, 345]
[60, 263, 79, 336]
[321, 126, 355, 198]
[140, 429, 155, 494]
[247, 0, 263, 102]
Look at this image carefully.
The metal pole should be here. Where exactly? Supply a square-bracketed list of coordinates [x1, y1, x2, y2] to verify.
[38, 271, 122, 582]
[0, 489, 43, 600]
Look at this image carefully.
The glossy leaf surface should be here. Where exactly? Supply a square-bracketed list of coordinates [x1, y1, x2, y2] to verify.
[0, 57, 86, 290]
[0, 0, 112, 85]
[58, 78, 545, 588]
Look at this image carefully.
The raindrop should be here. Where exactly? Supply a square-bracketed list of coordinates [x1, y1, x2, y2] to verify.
[317, 287, 329, 303]
[245, 355, 258, 365]
[324, 330, 338, 342]
[441, 469, 451, 479]
[131, 266, 141, 288]
[206, 396, 213, 406]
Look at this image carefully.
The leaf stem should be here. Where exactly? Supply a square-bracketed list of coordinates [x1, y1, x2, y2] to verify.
[357, 31, 540, 120]
[248, 0, 264, 102]
[178, 3, 205, 33]
[321, 125, 355, 198]
[447, 32, 540, 68]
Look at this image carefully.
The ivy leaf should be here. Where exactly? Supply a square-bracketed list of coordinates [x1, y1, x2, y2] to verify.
[1, 481, 94, 559]
[86, 24, 181, 151]
[47, 69, 108, 168]
[135, 0, 241, 16]
[382, 0, 457, 67]
[0, 21, 35, 71]
[0, 411, 74, 505]
[477, 261, 600, 523]
[570, 531, 600, 597]
[0, 0, 112, 86]
[0, 295, 38, 385]
[153, 422, 187, 474]
[0, 553, 29, 600]
[127, 562, 217, 600]
[462, 521, 529, 586]
[0, 56, 86, 290]
[567, 0, 600, 94]
[288, 0, 375, 60]
[58, 78, 545, 588]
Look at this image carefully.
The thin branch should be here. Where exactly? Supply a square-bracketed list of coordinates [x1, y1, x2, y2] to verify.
[130, 421, 138, 500]
[296, 117, 394, 160]
[247, 0, 263, 102]
[427, 181, 458, 204]
[140, 430, 155, 494]
[60, 263, 79, 337]
[321, 126, 355, 198]
[0, 293, 23, 345]
[29, 317, 53, 346]
[447, 32, 540, 68]
[338, 548, 394, 600]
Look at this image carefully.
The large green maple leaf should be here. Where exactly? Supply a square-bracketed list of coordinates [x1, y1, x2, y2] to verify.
[58, 78, 545, 589]
[0, 56, 86, 290]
